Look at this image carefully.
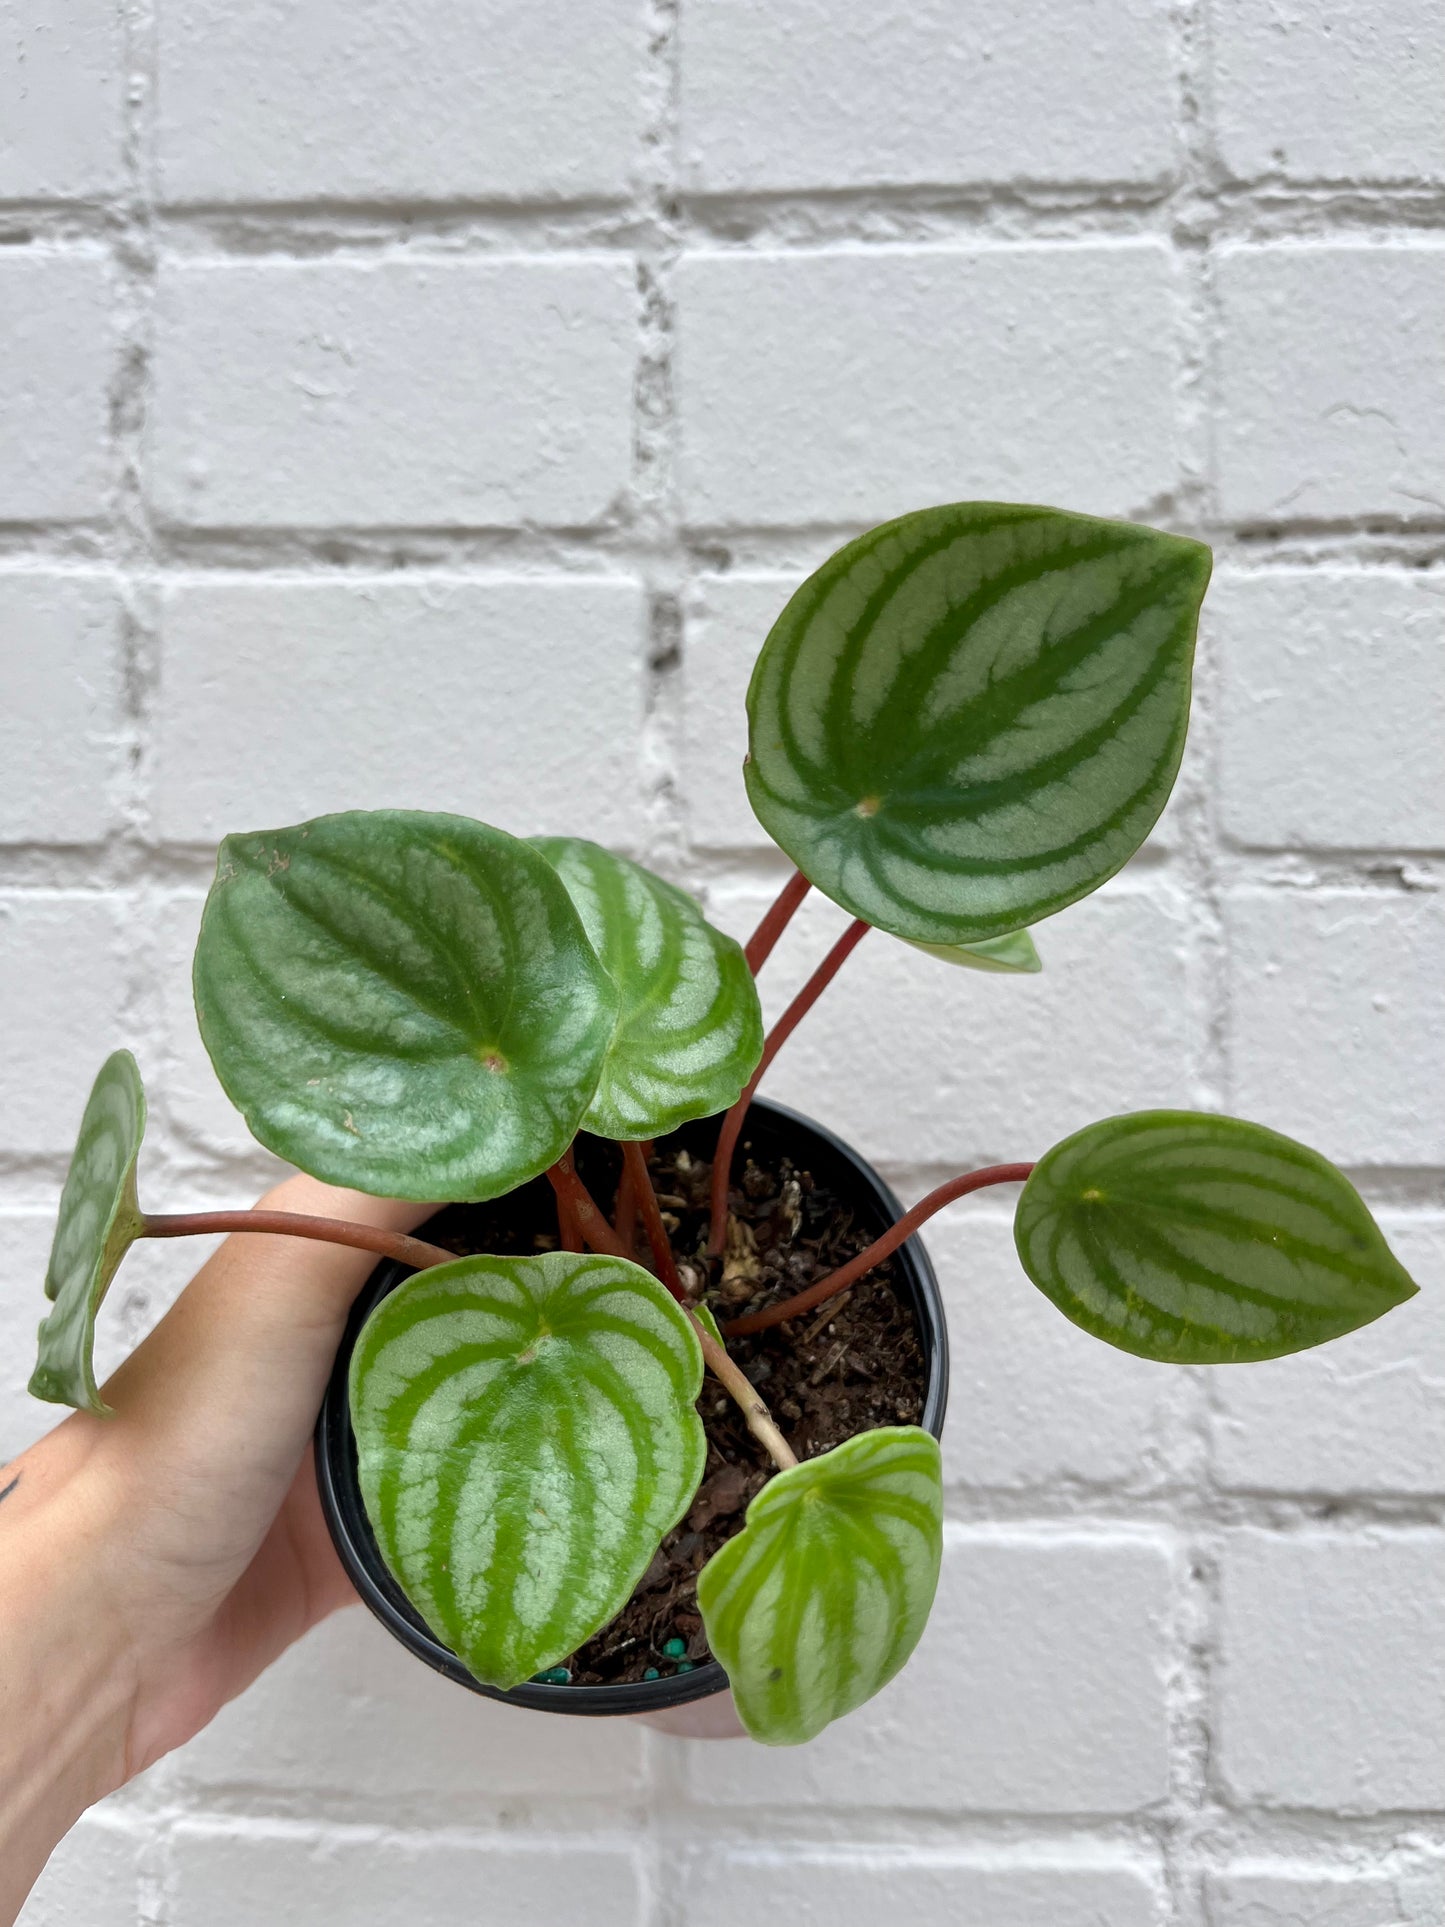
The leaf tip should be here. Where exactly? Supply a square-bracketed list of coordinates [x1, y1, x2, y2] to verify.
[1157, 527, 1214, 598]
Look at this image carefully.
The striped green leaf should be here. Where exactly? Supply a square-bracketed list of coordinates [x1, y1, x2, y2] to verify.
[1014, 1111, 1419, 1364]
[30, 1050, 146, 1415]
[746, 503, 1211, 945]
[910, 927, 1042, 974]
[692, 1301, 725, 1347]
[350, 1251, 706, 1691]
[530, 837, 764, 1141]
[697, 1426, 943, 1746]
[194, 811, 617, 1201]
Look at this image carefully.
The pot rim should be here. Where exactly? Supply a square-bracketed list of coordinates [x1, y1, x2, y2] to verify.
[314, 1097, 949, 1717]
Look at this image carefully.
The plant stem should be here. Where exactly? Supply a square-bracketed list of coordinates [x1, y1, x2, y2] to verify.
[687, 1311, 797, 1471]
[722, 1162, 1036, 1336]
[545, 1151, 633, 1265]
[708, 916, 871, 1254]
[612, 1151, 638, 1252]
[140, 1211, 457, 1272]
[744, 867, 811, 975]
[549, 1157, 796, 1470]
[623, 1139, 683, 1298]
[553, 1173, 585, 1252]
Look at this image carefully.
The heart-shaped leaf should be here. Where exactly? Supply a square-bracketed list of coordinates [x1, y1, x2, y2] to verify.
[530, 837, 764, 1140]
[30, 1050, 147, 1415]
[1014, 1110, 1418, 1364]
[350, 1251, 706, 1691]
[194, 811, 618, 1201]
[697, 1426, 943, 1745]
[910, 927, 1042, 974]
[746, 503, 1211, 945]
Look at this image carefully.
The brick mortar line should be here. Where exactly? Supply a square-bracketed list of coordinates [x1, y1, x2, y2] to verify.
[2, 846, 1438, 894]
[107, 0, 165, 1083]
[625, 4, 694, 1916]
[631, 0, 688, 935]
[2, 522, 1443, 575]
[1161, 13, 1228, 1909]
[3, 178, 1445, 252]
[84, 1796, 1445, 1858]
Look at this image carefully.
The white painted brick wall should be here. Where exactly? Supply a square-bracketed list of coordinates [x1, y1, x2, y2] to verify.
[1214, 570, 1445, 851]
[1205, 1862, 1445, 1927]
[682, 1850, 1162, 1927]
[678, 0, 1179, 191]
[1211, 0, 1445, 185]
[3, 1, 1442, 1921]
[0, 1, 123, 199]
[676, 244, 1182, 526]
[0, 252, 116, 520]
[0, 573, 124, 844]
[1216, 1531, 1445, 1813]
[0, 899, 127, 1153]
[154, 0, 643, 205]
[148, 259, 638, 528]
[1225, 892, 1445, 1167]
[167, 1823, 644, 1927]
[152, 576, 649, 844]
[8, 1815, 141, 1927]
[1213, 245, 1445, 522]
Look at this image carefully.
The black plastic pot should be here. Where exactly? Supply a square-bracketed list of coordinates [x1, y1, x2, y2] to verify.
[315, 1097, 949, 1718]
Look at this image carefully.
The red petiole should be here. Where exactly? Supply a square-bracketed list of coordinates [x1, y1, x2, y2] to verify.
[708, 916, 871, 1253]
[141, 1211, 456, 1272]
[553, 1177, 585, 1252]
[744, 867, 811, 974]
[545, 1150, 634, 1267]
[612, 1151, 638, 1249]
[623, 1139, 683, 1298]
[547, 1148, 795, 1468]
[722, 1162, 1035, 1337]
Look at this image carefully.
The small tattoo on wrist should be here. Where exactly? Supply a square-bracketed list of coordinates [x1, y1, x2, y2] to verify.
[0, 1474, 20, 1504]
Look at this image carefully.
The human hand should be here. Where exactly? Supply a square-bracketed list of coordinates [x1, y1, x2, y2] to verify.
[0, 1174, 426, 1921]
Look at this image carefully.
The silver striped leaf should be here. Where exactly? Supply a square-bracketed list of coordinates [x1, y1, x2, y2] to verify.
[193, 810, 618, 1201]
[1015, 1110, 1418, 1364]
[909, 927, 1041, 973]
[31, 1050, 146, 1414]
[746, 502, 1211, 945]
[530, 837, 764, 1140]
[350, 1252, 707, 1692]
[697, 1426, 943, 1746]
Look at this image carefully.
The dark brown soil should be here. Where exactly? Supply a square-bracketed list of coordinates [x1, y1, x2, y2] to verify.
[420, 1132, 926, 1687]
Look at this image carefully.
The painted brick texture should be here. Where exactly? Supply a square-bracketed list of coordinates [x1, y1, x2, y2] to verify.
[148, 259, 637, 528]
[154, 0, 642, 205]
[3, 1, 1442, 1922]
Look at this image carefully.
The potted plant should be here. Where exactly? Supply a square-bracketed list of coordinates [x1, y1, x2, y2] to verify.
[28, 502, 1418, 1747]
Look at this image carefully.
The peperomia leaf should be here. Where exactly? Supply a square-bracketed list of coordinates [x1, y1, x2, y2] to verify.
[691, 1301, 725, 1347]
[193, 810, 618, 1201]
[745, 503, 1211, 945]
[30, 1050, 147, 1415]
[350, 1251, 706, 1691]
[910, 928, 1042, 974]
[1014, 1111, 1418, 1364]
[530, 837, 764, 1140]
[697, 1426, 943, 1745]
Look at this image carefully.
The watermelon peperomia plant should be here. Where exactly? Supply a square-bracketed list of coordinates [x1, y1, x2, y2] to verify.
[28, 503, 1419, 1747]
